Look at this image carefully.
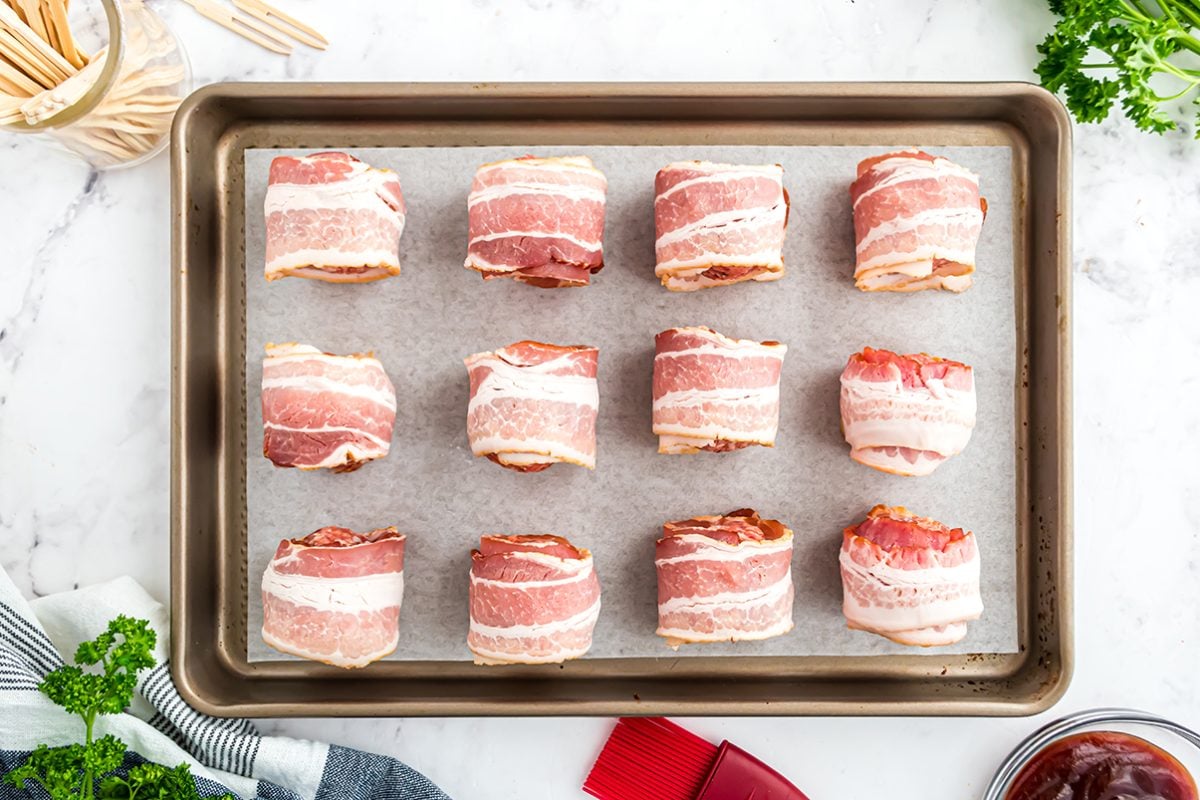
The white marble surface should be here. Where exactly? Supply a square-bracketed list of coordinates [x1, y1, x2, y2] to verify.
[2, 1, 1199, 798]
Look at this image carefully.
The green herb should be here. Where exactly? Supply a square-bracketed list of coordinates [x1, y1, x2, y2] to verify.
[98, 763, 212, 800]
[2, 616, 233, 800]
[1036, 0, 1200, 136]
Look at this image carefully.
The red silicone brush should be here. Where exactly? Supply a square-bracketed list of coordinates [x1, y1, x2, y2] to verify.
[583, 717, 811, 800]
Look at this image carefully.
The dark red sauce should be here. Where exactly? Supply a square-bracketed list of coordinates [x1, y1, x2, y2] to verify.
[1007, 731, 1197, 800]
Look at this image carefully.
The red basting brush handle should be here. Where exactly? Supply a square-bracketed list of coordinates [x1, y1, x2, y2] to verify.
[696, 741, 811, 800]
[582, 718, 811, 800]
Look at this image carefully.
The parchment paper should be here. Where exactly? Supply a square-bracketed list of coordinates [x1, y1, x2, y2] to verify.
[243, 145, 1017, 662]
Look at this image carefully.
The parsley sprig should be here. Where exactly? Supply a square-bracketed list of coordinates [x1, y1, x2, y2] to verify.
[3, 616, 233, 800]
[1036, 0, 1200, 135]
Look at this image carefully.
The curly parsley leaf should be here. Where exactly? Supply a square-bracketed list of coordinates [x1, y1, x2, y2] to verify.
[0, 616, 218, 800]
[82, 737, 128, 780]
[1036, 29, 1090, 92]
[39, 666, 104, 719]
[99, 763, 236, 800]
[1036, 0, 1200, 136]
[1067, 72, 1122, 122]
[1049, 0, 1129, 32]
[4, 745, 89, 799]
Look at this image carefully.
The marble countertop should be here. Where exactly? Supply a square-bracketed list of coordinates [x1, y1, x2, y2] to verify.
[2, 1, 1199, 797]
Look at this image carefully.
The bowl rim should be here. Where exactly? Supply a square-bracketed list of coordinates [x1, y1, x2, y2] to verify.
[983, 707, 1200, 800]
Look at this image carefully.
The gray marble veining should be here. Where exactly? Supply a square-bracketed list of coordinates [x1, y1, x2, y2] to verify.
[1, 2, 1198, 798]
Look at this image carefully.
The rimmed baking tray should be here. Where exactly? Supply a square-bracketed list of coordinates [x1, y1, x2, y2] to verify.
[170, 82, 1072, 717]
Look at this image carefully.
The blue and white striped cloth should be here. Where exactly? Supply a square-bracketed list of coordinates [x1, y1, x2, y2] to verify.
[0, 568, 450, 800]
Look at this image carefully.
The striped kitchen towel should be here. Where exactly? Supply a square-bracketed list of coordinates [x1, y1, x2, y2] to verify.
[0, 568, 450, 800]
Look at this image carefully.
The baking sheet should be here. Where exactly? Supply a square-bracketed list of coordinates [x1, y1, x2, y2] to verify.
[243, 144, 1017, 663]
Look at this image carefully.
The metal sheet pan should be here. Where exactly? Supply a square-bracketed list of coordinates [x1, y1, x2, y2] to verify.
[170, 82, 1072, 717]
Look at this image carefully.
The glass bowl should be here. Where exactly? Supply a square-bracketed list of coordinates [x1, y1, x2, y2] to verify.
[984, 708, 1200, 800]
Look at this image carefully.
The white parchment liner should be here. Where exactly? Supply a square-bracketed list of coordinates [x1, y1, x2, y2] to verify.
[243, 145, 1017, 662]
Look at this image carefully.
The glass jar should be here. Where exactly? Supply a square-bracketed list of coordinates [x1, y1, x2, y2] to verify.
[3, 0, 190, 169]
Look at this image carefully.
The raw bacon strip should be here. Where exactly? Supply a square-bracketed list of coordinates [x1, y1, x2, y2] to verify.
[464, 155, 608, 288]
[264, 151, 406, 283]
[840, 505, 982, 647]
[261, 342, 396, 472]
[850, 150, 986, 293]
[654, 161, 788, 292]
[839, 346, 976, 476]
[653, 327, 787, 454]
[464, 341, 599, 471]
[468, 534, 601, 665]
[261, 526, 406, 668]
[655, 509, 794, 647]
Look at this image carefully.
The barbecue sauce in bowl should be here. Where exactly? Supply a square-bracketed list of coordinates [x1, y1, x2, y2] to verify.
[1006, 731, 1198, 800]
